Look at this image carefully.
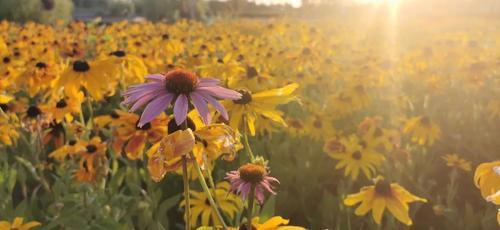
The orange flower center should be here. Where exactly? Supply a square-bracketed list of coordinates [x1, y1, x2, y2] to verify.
[163, 69, 198, 94]
[239, 163, 266, 184]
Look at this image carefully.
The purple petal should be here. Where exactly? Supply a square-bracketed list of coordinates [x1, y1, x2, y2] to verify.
[138, 93, 173, 127]
[145, 74, 166, 82]
[197, 78, 220, 87]
[129, 90, 168, 112]
[196, 86, 242, 100]
[255, 187, 265, 204]
[123, 82, 164, 96]
[174, 94, 189, 125]
[190, 92, 210, 124]
[199, 94, 229, 120]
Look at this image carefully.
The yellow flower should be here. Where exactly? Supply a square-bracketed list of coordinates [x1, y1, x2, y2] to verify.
[180, 182, 242, 227]
[344, 177, 427, 226]
[0, 112, 19, 146]
[0, 217, 41, 230]
[57, 59, 117, 100]
[403, 116, 441, 146]
[41, 90, 84, 123]
[474, 161, 500, 198]
[147, 129, 197, 182]
[327, 135, 385, 180]
[223, 83, 299, 136]
[441, 154, 471, 171]
[48, 139, 86, 161]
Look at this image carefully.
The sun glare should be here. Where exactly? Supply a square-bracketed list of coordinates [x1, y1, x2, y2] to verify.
[357, 0, 402, 6]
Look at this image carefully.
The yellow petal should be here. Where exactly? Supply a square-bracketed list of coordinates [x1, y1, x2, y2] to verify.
[386, 197, 412, 226]
[371, 197, 386, 225]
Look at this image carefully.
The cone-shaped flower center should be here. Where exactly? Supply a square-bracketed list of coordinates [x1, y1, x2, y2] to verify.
[73, 60, 90, 72]
[86, 144, 97, 154]
[239, 163, 266, 184]
[233, 89, 252, 104]
[375, 179, 392, 196]
[56, 99, 67, 108]
[352, 151, 362, 160]
[163, 69, 198, 95]
[27, 106, 42, 118]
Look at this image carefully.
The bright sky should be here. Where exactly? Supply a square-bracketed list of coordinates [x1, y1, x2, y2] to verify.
[250, 0, 302, 8]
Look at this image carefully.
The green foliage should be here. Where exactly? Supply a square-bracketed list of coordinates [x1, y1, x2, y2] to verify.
[0, 0, 73, 24]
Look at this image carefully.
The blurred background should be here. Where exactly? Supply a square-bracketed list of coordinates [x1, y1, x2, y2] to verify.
[1, 0, 500, 24]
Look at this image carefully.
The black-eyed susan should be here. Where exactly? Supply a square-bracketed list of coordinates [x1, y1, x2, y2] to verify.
[16, 60, 59, 97]
[74, 137, 108, 183]
[180, 181, 242, 227]
[57, 59, 117, 100]
[48, 139, 85, 162]
[223, 83, 299, 136]
[403, 116, 441, 146]
[442, 154, 471, 172]
[41, 91, 84, 123]
[344, 176, 427, 226]
[326, 135, 385, 180]
[113, 111, 168, 160]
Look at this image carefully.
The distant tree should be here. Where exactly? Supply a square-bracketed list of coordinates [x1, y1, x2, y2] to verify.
[0, 0, 73, 24]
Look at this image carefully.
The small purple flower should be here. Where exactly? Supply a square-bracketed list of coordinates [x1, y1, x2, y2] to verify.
[122, 69, 241, 127]
[225, 163, 279, 204]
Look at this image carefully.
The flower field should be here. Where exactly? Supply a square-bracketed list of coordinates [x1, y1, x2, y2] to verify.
[0, 16, 499, 230]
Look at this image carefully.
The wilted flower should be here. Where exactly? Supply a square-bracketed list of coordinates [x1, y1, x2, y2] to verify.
[344, 176, 427, 226]
[225, 163, 279, 204]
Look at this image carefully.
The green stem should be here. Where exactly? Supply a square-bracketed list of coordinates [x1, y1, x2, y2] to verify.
[247, 184, 256, 230]
[205, 160, 232, 224]
[190, 153, 228, 229]
[242, 117, 255, 161]
[182, 157, 191, 230]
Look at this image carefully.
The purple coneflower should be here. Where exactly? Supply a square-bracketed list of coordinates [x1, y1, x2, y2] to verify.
[225, 163, 279, 204]
[122, 69, 241, 127]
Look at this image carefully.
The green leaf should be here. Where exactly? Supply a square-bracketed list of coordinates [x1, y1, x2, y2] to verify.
[259, 195, 276, 222]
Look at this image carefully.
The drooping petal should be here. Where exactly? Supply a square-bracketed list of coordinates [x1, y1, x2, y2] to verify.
[174, 94, 189, 125]
[197, 78, 220, 87]
[197, 86, 242, 100]
[138, 93, 173, 127]
[372, 197, 386, 225]
[190, 92, 211, 124]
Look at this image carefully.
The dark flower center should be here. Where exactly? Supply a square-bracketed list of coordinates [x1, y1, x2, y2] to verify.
[27, 106, 42, 118]
[374, 127, 384, 137]
[162, 33, 170, 40]
[302, 47, 312, 55]
[233, 89, 252, 104]
[86, 144, 97, 153]
[239, 164, 266, 184]
[3, 57, 10, 64]
[110, 111, 120, 119]
[326, 139, 345, 153]
[246, 66, 258, 78]
[168, 117, 196, 134]
[49, 122, 65, 135]
[375, 179, 392, 196]
[288, 119, 303, 129]
[56, 99, 67, 108]
[136, 120, 151, 130]
[0, 104, 8, 112]
[35, 62, 47, 69]
[68, 140, 77, 145]
[73, 60, 90, 72]
[163, 69, 198, 95]
[110, 50, 126, 57]
[352, 151, 362, 160]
